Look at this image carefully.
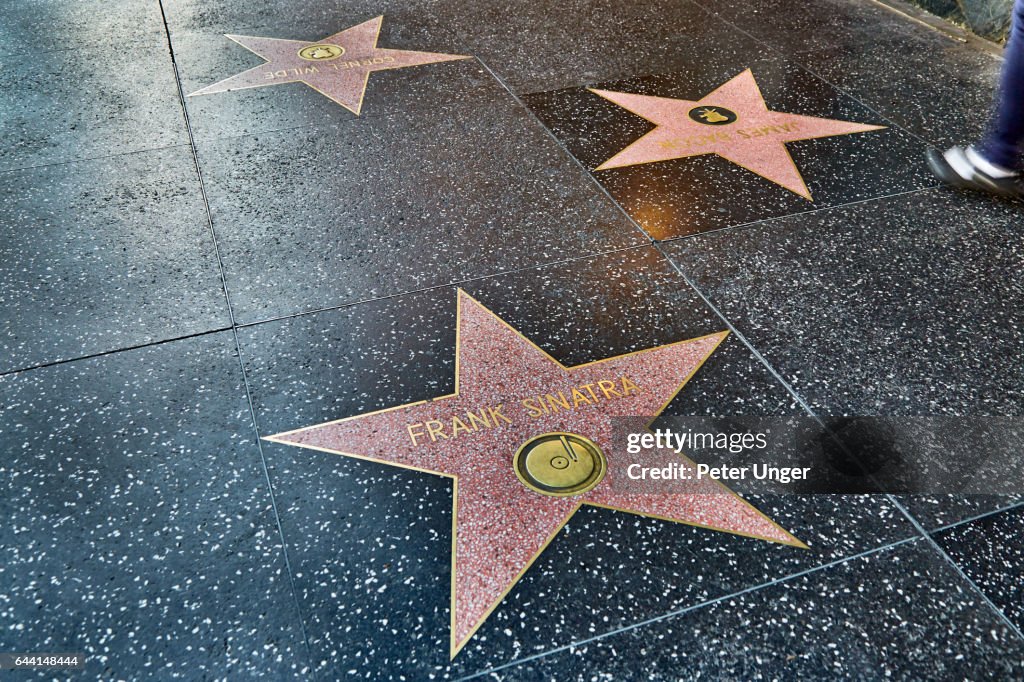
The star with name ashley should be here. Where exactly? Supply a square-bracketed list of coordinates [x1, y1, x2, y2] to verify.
[189, 16, 468, 114]
[591, 69, 885, 199]
[267, 291, 802, 656]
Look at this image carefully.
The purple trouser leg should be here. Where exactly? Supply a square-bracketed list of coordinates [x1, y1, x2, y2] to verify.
[978, 0, 1024, 170]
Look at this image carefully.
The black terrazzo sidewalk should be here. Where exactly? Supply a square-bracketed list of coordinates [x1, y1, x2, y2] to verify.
[1, 0, 1021, 679]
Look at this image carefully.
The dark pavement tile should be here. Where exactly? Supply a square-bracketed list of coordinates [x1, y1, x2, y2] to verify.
[811, 417, 1024, 501]
[484, 540, 1024, 681]
[707, 0, 928, 55]
[524, 59, 932, 239]
[935, 505, 1024, 631]
[0, 0, 167, 57]
[652, 333, 802, 417]
[161, 0, 450, 36]
[444, 0, 774, 94]
[447, 494, 911, 678]
[238, 248, 915, 678]
[257, 437, 455, 679]
[196, 80, 645, 324]
[0, 146, 230, 374]
[795, 30, 1003, 149]
[171, 14, 471, 142]
[0, 42, 187, 172]
[0, 333, 311, 679]
[663, 189, 1024, 415]
[900, 495, 1024, 531]
[884, 418, 1024, 530]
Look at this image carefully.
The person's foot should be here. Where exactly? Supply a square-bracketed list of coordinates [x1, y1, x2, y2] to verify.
[926, 145, 1022, 199]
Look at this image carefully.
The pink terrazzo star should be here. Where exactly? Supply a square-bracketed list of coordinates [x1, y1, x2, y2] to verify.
[188, 16, 468, 114]
[592, 69, 885, 199]
[267, 291, 803, 657]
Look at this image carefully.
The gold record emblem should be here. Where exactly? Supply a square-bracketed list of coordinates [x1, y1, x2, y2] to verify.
[514, 433, 607, 497]
[298, 44, 345, 61]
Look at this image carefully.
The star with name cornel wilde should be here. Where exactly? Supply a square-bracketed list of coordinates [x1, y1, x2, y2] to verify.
[266, 291, 803, 657]
[189, 16, 468, 114]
